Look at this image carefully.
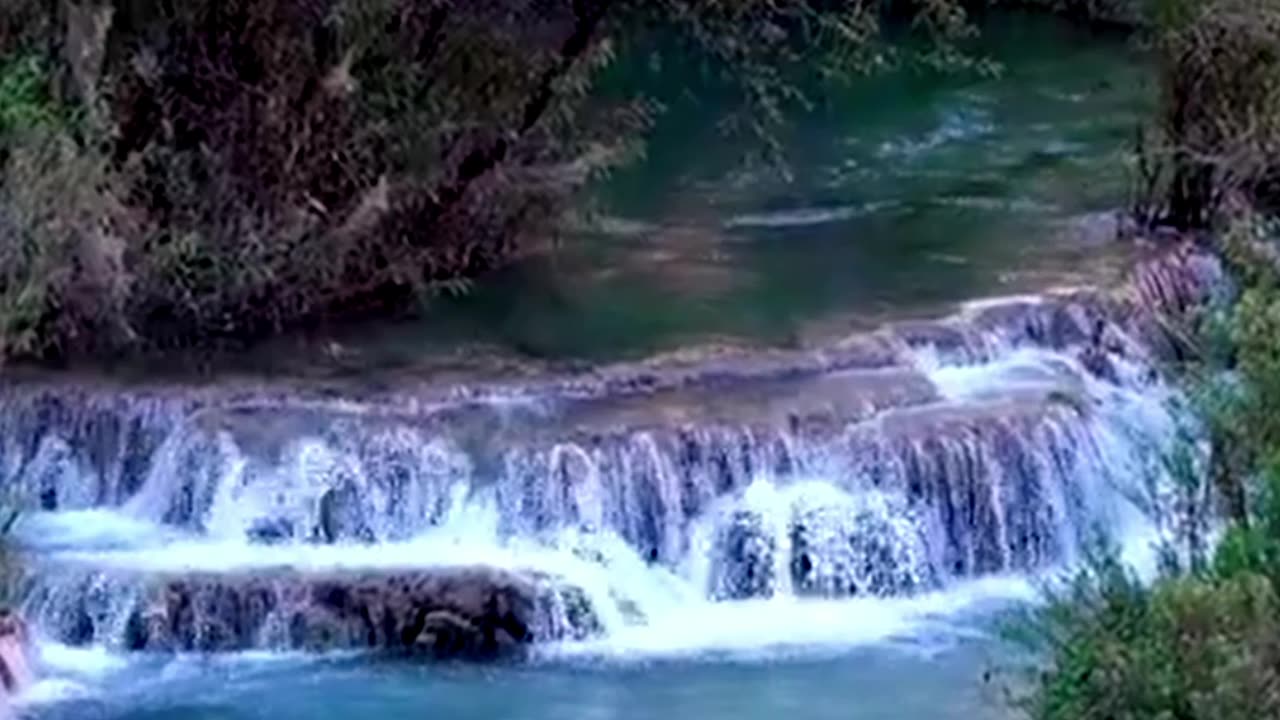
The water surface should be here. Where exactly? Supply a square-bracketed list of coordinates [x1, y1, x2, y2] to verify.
[294, 12, 1149, 369]
[28, 622, 1018, 720]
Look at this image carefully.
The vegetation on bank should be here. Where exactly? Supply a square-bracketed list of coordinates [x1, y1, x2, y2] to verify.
[8, 0, 1249, 365]
[0, 0, 990, 363]
[1008, 220, 1280, 717]
[1136, 0, 1280, 230]
[1009, 1, 1280, 717]
[1011, 219, 1280, 719]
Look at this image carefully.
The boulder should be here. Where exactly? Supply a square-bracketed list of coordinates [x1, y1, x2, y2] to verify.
[29, 566, 600, 660]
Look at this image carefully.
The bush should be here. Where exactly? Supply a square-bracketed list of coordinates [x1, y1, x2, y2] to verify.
[0, 0, 979, 361]
[1014, 216, 1280, 719]
[1008, 0, 1144, 26]
[0, 55, 58, 134]
[1018, 566, 1280, 720]
[1135, 0, 1280, 229]
[102, 0, 631, 348]
[0, 49, 127, 361]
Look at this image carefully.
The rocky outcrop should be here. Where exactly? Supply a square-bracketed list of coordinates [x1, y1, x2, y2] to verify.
[27, 566, 597, 659]
[710, 511, 778, 601]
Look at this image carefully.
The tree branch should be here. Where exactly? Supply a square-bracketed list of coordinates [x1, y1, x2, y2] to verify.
[410, 0, 614, 237]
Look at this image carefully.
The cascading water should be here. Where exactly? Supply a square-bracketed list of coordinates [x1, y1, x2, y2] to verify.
[0, 248, 1218, 677]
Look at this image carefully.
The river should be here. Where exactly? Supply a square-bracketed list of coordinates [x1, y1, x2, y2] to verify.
[241, 10, 1152, 373]
[1, 11, 1193, 720]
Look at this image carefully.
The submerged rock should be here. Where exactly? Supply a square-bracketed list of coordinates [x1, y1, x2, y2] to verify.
[246, 517, 295, 544]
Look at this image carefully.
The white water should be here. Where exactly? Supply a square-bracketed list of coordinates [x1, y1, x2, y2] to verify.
[3, 310, 1195, 720]
[16, 353, 1178, 652]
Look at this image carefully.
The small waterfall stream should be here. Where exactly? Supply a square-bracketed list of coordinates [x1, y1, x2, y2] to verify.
[0, 248, 1221, 677]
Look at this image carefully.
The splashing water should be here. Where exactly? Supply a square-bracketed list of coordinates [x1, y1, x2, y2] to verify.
[0, 251, 1220, 719]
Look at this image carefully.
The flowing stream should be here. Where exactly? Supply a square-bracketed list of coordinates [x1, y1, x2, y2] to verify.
[4, 285, 1217, 719]
[0, 11, 1214, 720]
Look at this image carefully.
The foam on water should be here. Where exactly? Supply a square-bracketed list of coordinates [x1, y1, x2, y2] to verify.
[924, 349, 1080, 400]
[16, 643, 127, 707]
[4, 296, 1199, 702]
[723, 202, 900, 230]
[545, 574, 1039, 662]
[876, 107, 996, 160]
[12, 510, 187, 553]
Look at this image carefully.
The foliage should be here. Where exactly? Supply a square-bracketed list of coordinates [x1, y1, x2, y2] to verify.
[0, 0, 49, 55]
[0, 48, 120, 362]
[1015, 559, 1280, 720]
[1009, 0, 1143, 26]
[1014, 216, 1280, 719]
[0, 55, 58, 135]
[1133, 0, 1280, 229]
[1014, 459, 1280, 720]
[1176, 219, 1280, 524]
[0, 0, 977, 361]
[0, 129, 127, 361]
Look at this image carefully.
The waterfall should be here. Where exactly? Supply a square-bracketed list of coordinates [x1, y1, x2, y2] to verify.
[0, 247, 1222, 658]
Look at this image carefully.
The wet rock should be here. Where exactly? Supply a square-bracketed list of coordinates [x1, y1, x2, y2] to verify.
[415, 610, 482, 657]
[969, 295, 1098, 351]
[1132, 245, 1225, 315]
[34, 566, 600, 660]
[315, 482, 373, 544]
[557, 585, 604, 639]
[1118, 246, 1226, 361]
[789, 502, 935, 598]
[1077, 345, 1118, 383]
[710, 511, 776, 600]
[889, 319, 996, 365]
[1064, 211, 1128, 247]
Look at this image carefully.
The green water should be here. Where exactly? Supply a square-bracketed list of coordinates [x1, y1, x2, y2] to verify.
[291, 11, 1148, 369]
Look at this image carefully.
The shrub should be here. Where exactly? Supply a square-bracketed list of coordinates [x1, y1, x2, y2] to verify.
[1014, 215, 1280, 719]
[1135, 0, 1280, 229]
[0, 0, 979, 360]
[1013, 550, 1280, 720]
[0, 55, 58, 135]
[0, 128, 129, 361]
[0, 49, 127, 362]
